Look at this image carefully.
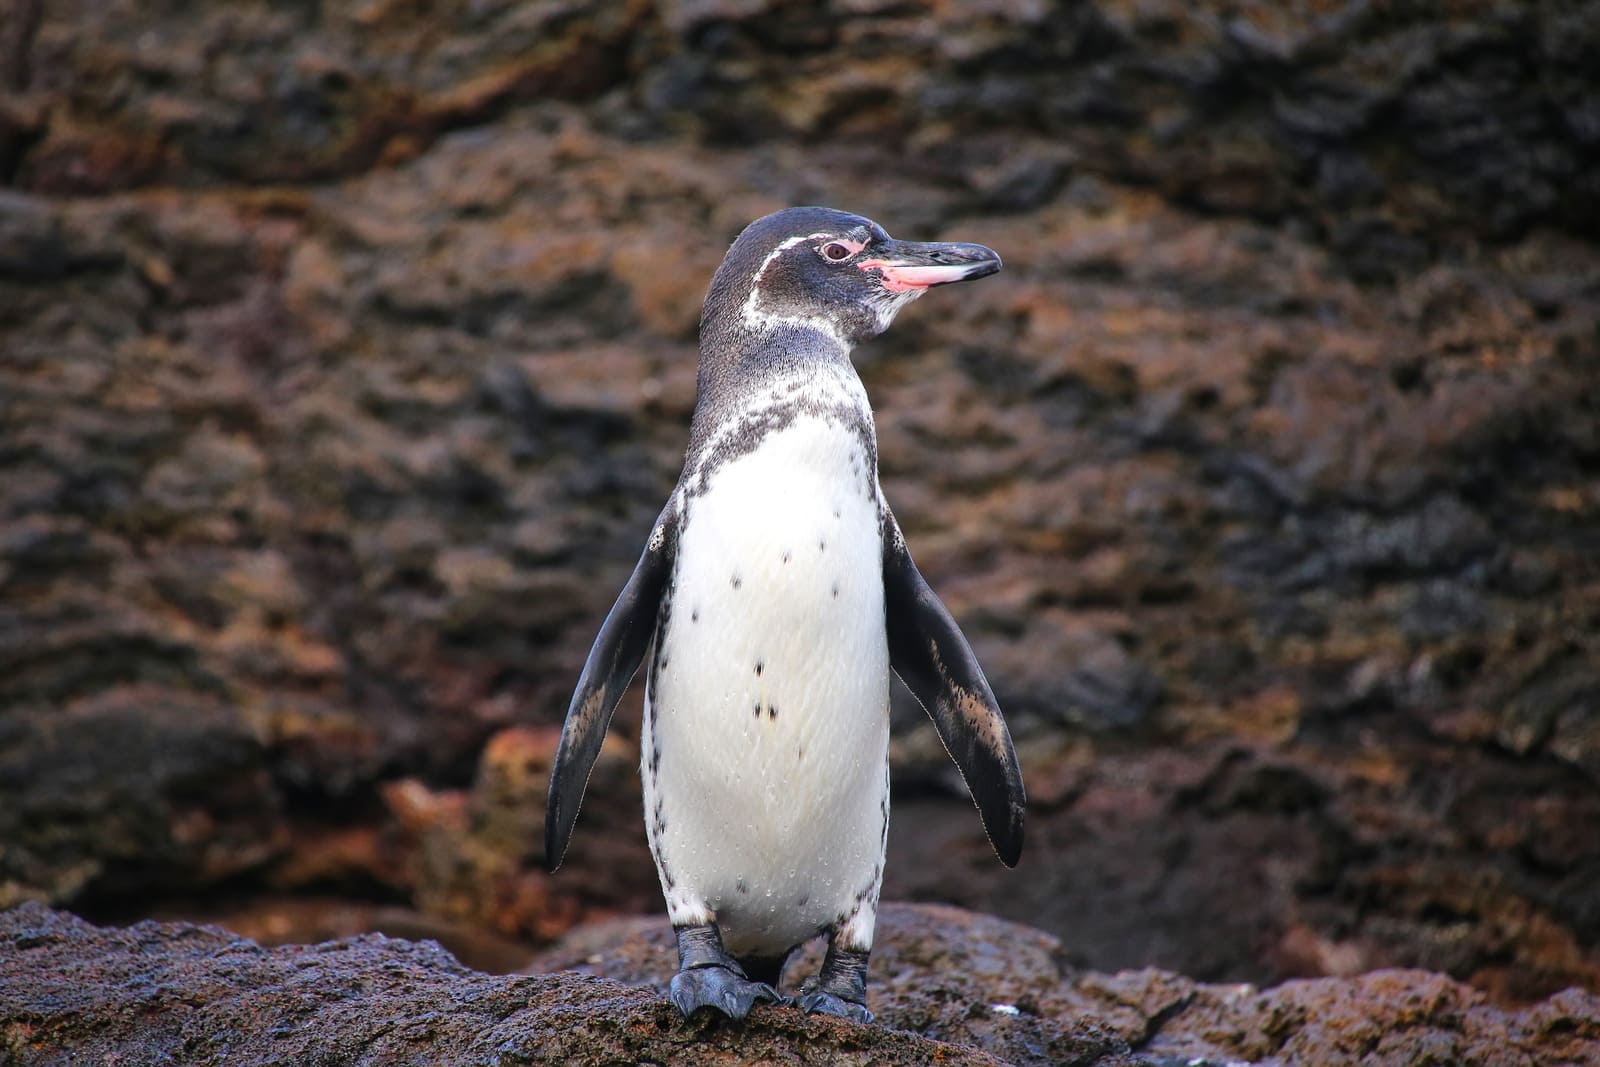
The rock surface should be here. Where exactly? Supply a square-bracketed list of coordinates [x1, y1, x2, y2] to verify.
[0, 902, 1013, 1066]
[1, 0, 1598, 1008]
[6, 901, 1598, 1067]
[532, 902, 1600, 1066]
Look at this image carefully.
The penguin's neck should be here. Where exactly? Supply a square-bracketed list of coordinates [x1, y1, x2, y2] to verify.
[707, 316, 853, 374]
[687, 319, 859, 462]
[675, 326, 876, 495]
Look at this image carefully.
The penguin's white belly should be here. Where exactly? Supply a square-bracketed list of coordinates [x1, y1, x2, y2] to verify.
[644, 412, 889, 956]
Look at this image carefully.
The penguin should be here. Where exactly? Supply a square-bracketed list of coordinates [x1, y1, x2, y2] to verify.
[545, 206, 1025, 1024]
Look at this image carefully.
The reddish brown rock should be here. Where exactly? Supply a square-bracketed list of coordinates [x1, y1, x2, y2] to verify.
[394, 724, 657, 941]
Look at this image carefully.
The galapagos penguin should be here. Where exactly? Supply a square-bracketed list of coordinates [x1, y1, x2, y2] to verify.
[546, 207, 1026, 1023]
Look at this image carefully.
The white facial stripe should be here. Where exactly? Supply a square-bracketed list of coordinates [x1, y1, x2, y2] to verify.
[740, 231, 849, 348]
[749, 233, 824, 288]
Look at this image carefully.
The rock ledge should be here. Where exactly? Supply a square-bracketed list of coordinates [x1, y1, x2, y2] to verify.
[5, 901, 1596, 1067]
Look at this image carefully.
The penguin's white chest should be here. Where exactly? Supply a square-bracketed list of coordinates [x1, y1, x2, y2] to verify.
[643, 405, 890, 956]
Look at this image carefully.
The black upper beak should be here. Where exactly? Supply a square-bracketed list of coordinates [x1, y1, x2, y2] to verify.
[859, 239, 1002, 290]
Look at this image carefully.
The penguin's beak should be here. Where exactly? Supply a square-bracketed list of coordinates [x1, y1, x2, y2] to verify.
[858, 240, 1002, 294]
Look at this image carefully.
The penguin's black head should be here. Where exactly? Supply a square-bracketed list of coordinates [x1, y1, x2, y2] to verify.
[701, 206, 1002, 350]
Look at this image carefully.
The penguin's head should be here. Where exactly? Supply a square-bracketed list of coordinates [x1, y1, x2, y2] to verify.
[702, 206, 1002, 350]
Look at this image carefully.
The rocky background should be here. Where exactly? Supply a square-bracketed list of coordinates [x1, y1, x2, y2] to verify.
[2, 0, 1598, 1044]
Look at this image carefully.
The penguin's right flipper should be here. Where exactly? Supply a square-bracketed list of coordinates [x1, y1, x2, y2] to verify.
[545, 499, 679, 872]
[882, 509, 1026, 867]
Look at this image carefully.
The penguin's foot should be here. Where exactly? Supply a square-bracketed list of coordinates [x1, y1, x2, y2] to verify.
[797, 941, 873, 1023]
[668, 922, 786, 1020]
[796, 987, 873, 1023]
[669, 965, 784, 1020]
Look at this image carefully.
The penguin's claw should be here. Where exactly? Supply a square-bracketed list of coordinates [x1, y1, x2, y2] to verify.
[797, 989, 873, 1024]
[669, 965, 785, 1020]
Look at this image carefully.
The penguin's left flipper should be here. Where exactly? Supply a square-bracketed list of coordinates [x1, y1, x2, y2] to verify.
[545, 499, 679, 872]
[882, 509, 1026, 867]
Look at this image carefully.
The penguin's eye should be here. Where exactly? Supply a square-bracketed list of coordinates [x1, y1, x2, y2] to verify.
[820, 241, 857, 262]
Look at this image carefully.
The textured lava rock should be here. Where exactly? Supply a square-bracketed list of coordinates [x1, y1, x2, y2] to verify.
[529, 902, 1600, 1066]
[0, 0, 1597, 1008]
[8, 901, 1594, 1067]
[0, 902, 1015, 1066]
[15, 1, 1600, 256]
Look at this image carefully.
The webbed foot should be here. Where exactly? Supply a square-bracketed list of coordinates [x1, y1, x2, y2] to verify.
[670, 964, 784, 1020]
[668, 922, 787, 1020]
[796, 987, 873, 1023]
[796, 941, 873, 1023]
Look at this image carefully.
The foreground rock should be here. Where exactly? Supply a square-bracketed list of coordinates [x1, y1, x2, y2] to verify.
[6, 901, 1595, 1067]
[0, 902, 1012, 1067]
[532, 902, 1600, 1067]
